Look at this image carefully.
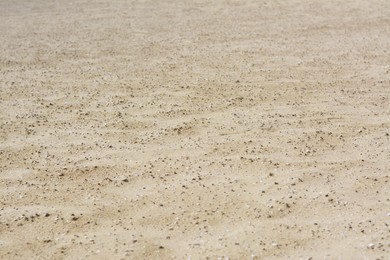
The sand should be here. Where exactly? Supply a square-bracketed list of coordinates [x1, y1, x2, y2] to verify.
[1, 0, 389, 259]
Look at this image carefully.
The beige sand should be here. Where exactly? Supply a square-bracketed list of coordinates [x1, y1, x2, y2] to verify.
[1, 0, 389, 259]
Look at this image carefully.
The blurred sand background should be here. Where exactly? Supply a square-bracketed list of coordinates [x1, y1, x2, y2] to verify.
[1, 0, 389, 259]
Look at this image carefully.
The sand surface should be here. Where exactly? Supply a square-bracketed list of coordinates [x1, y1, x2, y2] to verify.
[1, 0, 390, 259]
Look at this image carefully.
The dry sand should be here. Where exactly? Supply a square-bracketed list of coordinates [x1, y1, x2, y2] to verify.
[1, 0, 390, 259]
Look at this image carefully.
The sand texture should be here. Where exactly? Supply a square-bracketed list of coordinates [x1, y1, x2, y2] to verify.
[1, 0, 390, 259]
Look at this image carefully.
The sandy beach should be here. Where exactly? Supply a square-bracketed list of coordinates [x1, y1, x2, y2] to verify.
[1, 0, 389, 259]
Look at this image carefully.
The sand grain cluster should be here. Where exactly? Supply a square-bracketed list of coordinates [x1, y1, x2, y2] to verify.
[1, 0, 389, 259]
